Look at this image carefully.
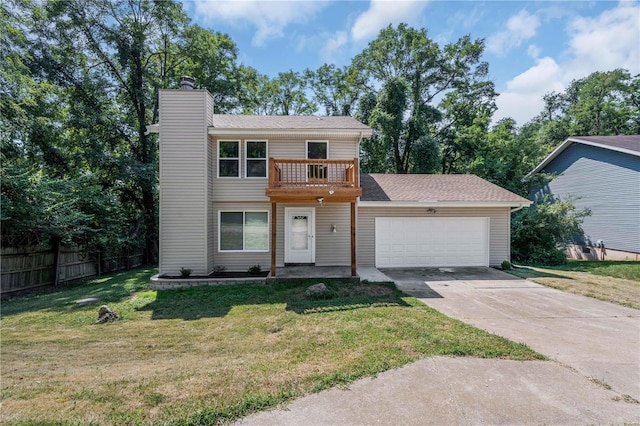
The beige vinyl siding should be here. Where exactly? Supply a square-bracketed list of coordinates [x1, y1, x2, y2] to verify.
[207, 136, 215, 271]
[212, 202, 352, 270]
[159, 90, 212, 275]
[314, 203, 352, 266]
[211, 135, 359, 201]
[275, 203, 352, 267]
[212, 202, 271, 271]
[357, 207, 511, 267]
[206, 97, 215, 272]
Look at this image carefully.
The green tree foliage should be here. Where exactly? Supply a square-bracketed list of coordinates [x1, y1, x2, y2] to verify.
[1, 166, 124, 249]
[25, 0, 192, 262]
[304, 64, 365, 116]
[354, 24, 495, 174]
[178, 25, 246, 113]
[511, 197, 590, 265]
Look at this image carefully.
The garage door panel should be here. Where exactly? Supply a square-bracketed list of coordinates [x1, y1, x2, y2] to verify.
[375, 217, 489, 268]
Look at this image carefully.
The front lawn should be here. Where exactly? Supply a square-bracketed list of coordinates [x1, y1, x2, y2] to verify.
[1, 268, 541, 425]
[508, 261, 640, 309]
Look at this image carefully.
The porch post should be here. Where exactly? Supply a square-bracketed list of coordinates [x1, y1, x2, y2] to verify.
[271, 202, 277, 277]
[351, 201, 356, 277]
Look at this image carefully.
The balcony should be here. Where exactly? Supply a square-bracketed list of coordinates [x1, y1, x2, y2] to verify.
[265, 158, 361, 202]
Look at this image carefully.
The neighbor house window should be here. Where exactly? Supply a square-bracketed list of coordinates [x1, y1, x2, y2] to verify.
[245, 140, 267, 178]
[219, 211, 269, 251]
[218, 140, 240, 177]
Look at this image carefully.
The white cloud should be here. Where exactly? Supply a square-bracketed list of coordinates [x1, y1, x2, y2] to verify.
[564, 2, 640, 79]
[486, 10, 540, 56]
[321, 31, 348, 62]
[494, 2, 640, 126]
[193, 0, 327, 47]
[351, 0, 428, 42]
[527, 44, 540, 59]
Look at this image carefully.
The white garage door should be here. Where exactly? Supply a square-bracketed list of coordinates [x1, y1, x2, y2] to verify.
[375, 217, 489, 268]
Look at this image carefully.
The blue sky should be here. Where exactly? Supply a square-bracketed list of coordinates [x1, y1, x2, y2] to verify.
[183, 0, 640, 125]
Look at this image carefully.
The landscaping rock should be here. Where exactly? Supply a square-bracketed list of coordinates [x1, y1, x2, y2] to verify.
[305, 283, 329, 298]
[96, 305, 120, 323]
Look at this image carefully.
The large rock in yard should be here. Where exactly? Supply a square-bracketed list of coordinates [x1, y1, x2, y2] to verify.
[305, 283, 329, 298]
[96, 305, 120, 323]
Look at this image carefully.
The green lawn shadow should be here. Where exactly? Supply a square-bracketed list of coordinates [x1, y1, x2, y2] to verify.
[136, 280, 411, 320]
[1, 268, 156, 317]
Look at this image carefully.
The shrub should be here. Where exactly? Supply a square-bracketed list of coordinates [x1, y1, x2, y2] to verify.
[511, 196, 589, 266]
[180, 267, 191, 278]
[501, 260, 512, 270]
[248, 265, 261, 275]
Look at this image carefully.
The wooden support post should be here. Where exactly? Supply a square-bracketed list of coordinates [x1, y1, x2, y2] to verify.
[271, 202, 277, 277]
[351, 201, 356, 277]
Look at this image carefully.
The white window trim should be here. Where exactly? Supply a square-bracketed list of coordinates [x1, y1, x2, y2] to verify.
[217, 139, 241, 178]
[244, 140, 268, 179]
[305, 140, 329, 159]
[218, 210, 270, 252]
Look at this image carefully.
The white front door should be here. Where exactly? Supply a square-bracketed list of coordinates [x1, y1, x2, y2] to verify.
[285, 207, 315, 263]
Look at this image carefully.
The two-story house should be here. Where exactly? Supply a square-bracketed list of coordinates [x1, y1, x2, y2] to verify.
[526, 135, 640, 261]
[152, 80, 530, 278]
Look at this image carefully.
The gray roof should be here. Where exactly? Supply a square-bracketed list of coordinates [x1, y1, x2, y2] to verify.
[360, 174, 530, 204]
[211, 114, 371, 131]
[526, 135, 640, 177]
[569, 135, 640, 153]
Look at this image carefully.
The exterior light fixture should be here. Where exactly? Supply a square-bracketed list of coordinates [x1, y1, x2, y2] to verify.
[331, 224, 337, 233]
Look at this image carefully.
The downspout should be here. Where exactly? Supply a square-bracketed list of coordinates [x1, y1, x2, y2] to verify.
[510, 204, 526, 213]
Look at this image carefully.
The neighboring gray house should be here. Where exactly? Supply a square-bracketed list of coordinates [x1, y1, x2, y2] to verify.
[150, 82, 530, 277]
[526, 135, 640, 261]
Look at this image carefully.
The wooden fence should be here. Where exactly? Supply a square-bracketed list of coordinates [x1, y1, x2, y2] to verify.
[1, 245, 144, 294]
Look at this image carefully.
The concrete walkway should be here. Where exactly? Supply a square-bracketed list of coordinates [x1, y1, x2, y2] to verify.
[238, 357, 639, 425]
[237, 267, 640, 425]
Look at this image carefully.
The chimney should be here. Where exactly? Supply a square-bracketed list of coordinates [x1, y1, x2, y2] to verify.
[179, 76, 195, 90]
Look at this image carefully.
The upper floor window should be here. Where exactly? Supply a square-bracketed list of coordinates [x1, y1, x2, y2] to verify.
[307, 140, 328, 159]
[307, 141, 328, 180]
[246, 140, 267, 178]
[218, 140, 239, 178]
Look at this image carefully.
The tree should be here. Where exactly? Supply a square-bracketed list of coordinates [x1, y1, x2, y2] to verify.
[567, 69, 635, 136]
[353, 24, 495, 174]
[34, 0, 190, 263]
[178, 25, 244, 113]
[271, 71, 317, 115]
[304, 64, 365, 116]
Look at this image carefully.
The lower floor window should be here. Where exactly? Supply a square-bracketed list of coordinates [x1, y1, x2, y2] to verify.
[220, 211, 269, 251]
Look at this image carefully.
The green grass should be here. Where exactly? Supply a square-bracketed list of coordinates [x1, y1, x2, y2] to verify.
[548, 260, 640, 281]
[1, 268, 542, 425]
[508, 261, 640, 309]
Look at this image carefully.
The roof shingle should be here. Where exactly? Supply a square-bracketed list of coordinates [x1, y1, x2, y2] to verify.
[211, 114, 371, 130]
[360, 174, 529, 203]
[570, 135, 640, 153]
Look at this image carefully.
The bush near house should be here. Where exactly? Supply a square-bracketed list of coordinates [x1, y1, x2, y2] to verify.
[511, 196, 590, 265]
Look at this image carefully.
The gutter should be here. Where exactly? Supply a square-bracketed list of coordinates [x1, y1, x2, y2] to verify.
[358, 200, 532, 208]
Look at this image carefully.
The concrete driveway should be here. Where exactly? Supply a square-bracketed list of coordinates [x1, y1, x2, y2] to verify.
[383, 267, 640, 402]
[238, 267, 640, 425]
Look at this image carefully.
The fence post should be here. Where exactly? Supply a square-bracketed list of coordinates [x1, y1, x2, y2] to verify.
[52, 237, 62, 287]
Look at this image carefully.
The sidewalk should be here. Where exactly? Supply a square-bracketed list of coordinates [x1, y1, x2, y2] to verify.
[237, 357, 639, 425]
